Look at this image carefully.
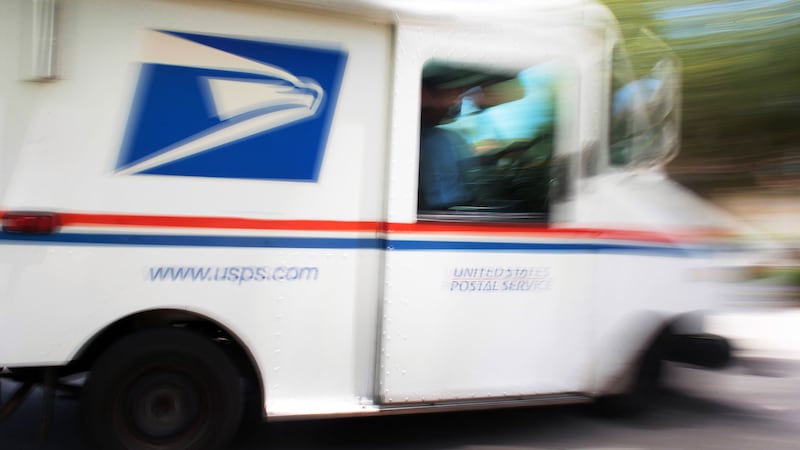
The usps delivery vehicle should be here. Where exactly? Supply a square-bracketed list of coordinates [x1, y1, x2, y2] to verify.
[1, 0, 737, 449]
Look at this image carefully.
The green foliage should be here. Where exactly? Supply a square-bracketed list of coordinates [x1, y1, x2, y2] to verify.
[603, 0, 800, 192]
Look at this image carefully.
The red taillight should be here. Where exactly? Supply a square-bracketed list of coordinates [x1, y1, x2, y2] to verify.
[2, 212, 61, 234]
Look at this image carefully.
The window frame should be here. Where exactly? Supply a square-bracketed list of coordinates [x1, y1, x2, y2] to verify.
[416, 58, 561, 224]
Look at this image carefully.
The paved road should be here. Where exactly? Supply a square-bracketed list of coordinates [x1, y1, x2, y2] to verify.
[2, 359, 799, 450]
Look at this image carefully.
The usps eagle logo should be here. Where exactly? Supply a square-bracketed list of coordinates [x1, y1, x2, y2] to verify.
[116, 30, 348, 181]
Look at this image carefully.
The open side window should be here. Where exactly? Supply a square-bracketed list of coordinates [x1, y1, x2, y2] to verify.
[416, 60, 559, 222]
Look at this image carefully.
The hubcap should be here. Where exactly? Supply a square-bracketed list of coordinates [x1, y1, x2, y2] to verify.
[127, 372, 202, 440]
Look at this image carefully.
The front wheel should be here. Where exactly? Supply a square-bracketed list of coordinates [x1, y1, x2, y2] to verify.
[81, 328, 244, 450]
[594, 330, 668, 416]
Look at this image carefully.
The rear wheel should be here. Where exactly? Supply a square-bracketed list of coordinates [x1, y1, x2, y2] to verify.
[81, 328, 243, 450]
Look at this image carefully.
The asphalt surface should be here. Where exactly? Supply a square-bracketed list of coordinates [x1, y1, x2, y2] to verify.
[2, 358, 799, 450]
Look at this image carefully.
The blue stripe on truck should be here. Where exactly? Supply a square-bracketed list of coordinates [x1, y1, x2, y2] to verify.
[0, 231, 696, 255]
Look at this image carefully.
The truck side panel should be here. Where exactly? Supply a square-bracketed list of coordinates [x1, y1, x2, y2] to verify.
[0, 0, 392, 416]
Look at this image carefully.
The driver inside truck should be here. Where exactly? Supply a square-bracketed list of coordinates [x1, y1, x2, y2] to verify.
[418, 80, 476, 211]
[417, 63, 557, 215]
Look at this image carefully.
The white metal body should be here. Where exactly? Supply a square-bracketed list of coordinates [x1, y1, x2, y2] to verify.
[0, 0, 737, 419]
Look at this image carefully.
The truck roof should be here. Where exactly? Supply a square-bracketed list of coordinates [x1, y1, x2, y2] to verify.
[238, 0, 614, 27]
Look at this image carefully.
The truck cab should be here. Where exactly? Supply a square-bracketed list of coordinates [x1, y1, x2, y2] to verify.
[0, 1, 734, 449]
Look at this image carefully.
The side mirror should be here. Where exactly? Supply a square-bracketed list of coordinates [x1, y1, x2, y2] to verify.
[641, 55, 681, 165]
[610, 29, 682, 168]
[647, 58, 679, 124]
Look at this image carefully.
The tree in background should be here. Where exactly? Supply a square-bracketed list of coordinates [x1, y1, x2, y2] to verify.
[604, 0, 800, 194]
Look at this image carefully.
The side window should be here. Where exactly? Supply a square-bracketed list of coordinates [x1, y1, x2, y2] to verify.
[417, 61, 558, 221]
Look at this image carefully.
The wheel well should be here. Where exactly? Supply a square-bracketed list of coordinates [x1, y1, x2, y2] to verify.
[70, 309, 264, 415]
[627, 311, 715, 386]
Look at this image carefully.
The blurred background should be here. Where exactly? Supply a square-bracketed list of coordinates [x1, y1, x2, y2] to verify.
[605, 0, 799, 303]
[605, 0, 799, 193]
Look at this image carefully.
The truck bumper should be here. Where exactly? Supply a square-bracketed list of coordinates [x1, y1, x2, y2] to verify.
[665, 333, 732, 369]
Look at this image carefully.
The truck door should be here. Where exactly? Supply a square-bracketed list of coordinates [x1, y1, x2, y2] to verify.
[377, 24, 593, 404]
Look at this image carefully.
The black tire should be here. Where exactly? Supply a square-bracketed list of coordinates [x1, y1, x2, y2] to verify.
[594, 331, 667, 416]
[81, 328, 244, 450]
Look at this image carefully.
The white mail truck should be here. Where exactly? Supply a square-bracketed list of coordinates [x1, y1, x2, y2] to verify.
[1, 1, 739, 449]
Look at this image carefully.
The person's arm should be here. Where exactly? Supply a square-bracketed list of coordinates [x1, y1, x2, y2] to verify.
[419, 130, 472, 210]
